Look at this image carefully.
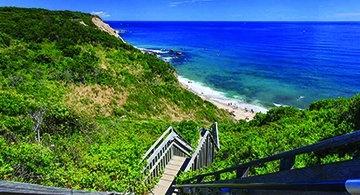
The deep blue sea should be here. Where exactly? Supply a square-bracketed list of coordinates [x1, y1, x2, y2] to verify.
[108, 21, 360, 109]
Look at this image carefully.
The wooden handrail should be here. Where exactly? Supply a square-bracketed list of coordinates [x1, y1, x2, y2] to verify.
[143, 123, 220, 185]
[142, 127, 173, 160]
[143, 127, 192, 162]
[184, 129, 360, 183]
[183, 123, 220, 172]
[142, 126, 195, 183]
[184, 131, 211, 172]
[175, 159, 360, 194]
[211, 122, 220, 149]
[175, 180, 348, 192]
[0, 180, 119, 194]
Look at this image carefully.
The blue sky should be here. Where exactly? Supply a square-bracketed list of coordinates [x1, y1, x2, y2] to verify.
[1, 0, 360, 21]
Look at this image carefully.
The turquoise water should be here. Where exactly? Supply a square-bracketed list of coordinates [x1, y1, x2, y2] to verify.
[108, 21, 360, 109]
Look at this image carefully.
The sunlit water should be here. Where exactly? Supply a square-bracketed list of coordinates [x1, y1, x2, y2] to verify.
[109, 21, 360, 109]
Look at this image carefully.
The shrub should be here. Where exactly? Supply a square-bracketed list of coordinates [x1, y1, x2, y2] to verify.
[0, 32, 11, 47]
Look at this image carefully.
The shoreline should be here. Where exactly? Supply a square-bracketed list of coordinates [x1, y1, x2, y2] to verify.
[177, 76, 268, 121]
[129, 45, 269, 121]
[112, 27, 268, 121]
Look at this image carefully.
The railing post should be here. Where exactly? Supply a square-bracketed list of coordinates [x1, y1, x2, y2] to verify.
[205, 136, 208, 167]
[236, 167, 250, 178]
[202, 144, 205, 168]
[211, 141, 214, 164]
[200, 146, 203, 169]
[212, 122, 220, 149]
[280, 156, 295, 171]
[207, 139, 211, 166]
[194, 156, 198, 170]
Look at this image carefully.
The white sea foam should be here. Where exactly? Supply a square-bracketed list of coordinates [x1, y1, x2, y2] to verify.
[146, 49, 168, 54]
[177, 76, 268, 114]
[136, 47, 167, 54]
[135, 47, 178, 62]
[273, 103, 283, 107]
[130, 44, 269, 117]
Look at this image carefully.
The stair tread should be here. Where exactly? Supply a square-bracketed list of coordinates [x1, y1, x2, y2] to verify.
[150, 156, 187, 195]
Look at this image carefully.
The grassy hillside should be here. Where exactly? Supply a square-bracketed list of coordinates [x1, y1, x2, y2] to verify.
[1, 7, 360, 194]
[0, 7, 230, 193]
[179, 95, 360, 182]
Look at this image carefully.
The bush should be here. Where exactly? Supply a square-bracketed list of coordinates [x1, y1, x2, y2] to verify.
[178, 95, 360, 183]
[4, 6, 359, 194]
[252, 106, 302, 126]
[0, 91, 34, 116]
[0, 32, 11, 47]
[0, 7, 230, 193]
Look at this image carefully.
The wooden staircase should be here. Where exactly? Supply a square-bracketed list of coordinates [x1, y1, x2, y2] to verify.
[174, 130, 360, 195]
[151, 156, 187, 195]
[143, 123, 220, 195]
[1, 124, 360, 194]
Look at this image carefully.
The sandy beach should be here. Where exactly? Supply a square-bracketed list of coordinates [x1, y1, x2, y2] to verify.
[125, 41, 269, 121]
[177, 76, 268, 121]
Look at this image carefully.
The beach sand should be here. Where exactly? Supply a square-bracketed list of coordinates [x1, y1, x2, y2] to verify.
[126, 45, 268, 121]
[102, 19, 268, 121]
[177, 76, 268, 121]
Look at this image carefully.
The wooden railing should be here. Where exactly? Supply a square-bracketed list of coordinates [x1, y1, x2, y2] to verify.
[176, 130, 360, 194]
[142, 127, 193, 183]
[0, 124, 220, 194]
[142, 123, 220, 186]
[0, 180, 121, 195]
[184, 123, 220, 172]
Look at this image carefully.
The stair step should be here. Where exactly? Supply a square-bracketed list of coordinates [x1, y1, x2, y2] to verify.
[168, 160, 185, 166]
[163, 168, 180, 176]
[161, 174, 175, 181]
[150, 156, 187, 195]
[166, 164, 182, 171]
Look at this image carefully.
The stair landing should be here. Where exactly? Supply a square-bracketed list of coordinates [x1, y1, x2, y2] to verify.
[150, 156, 187, 195]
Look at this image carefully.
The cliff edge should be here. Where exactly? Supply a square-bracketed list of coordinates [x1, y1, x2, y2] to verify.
[92, 16, 125, 42]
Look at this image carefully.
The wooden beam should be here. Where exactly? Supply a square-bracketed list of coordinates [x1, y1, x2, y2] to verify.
[188, 130, 360, 182]
[227, 159, 360, 184]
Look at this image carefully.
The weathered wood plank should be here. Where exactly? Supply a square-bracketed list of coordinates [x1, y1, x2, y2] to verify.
[183, 128, 219, 172]
[0, 180, 118, 195]
[176, 181, 347, 193]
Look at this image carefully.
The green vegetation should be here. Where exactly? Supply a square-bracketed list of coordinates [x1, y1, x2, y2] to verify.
[1, 7, 360, 194]
[0, 7, 229, 193]
[178, 95, 360, 182]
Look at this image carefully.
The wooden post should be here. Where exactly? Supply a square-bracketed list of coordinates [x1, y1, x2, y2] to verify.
[208, 142, 211, 166]
[236, 167, 250, 178]
[212, 122, 220, 149]
[211, 141, 215, 163]
[201, 146, 205, 168]
[205, 137, 208, 167]
[194, 156, 198, 170]
[280, 156, 295, 171]
[165, 151, 168, 164]
[199, 147, 203, 169]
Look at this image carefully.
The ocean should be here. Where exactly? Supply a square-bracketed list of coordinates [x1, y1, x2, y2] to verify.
[107, 21, 360, 109]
